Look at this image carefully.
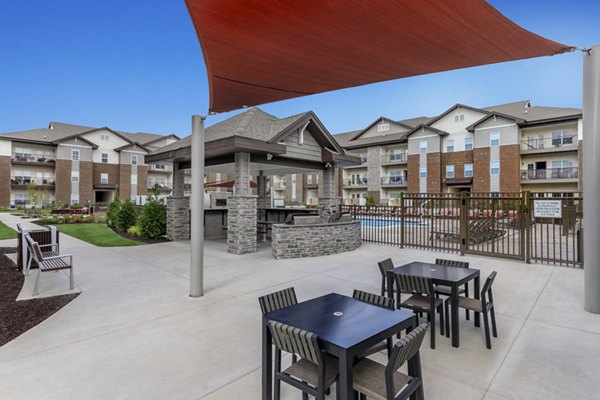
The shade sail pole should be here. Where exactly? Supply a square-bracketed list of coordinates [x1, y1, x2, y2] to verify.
[190, 115, 205, 297]
[584, 45, 600, 313]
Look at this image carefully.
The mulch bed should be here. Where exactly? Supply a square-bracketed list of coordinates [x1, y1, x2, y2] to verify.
[0, 247, 79, 347]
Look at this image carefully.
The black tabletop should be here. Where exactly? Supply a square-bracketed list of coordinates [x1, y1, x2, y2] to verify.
[265, 293, 414, 349]
[389, 261, 479, 285]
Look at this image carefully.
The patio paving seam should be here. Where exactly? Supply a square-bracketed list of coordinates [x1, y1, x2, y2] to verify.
[482, 265, 556, 398]
[196, 366, 261, 400]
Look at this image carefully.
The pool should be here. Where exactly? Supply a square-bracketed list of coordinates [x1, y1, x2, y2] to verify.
[359, 218, 426, 228]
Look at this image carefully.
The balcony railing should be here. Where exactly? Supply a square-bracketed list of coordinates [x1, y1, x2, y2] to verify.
[521, 136, 577, 151]
[381, 176, 407, 186]
[520, 167, 578, 181]
[148, 164, 172, 172]
[381, 153, 408, 164]
[11, 177, 55, 186]
[344, 179, 368, 188]
[11, 153, 55, 164]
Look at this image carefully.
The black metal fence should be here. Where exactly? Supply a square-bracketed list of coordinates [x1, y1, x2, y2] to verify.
[342, 191, 583, 267]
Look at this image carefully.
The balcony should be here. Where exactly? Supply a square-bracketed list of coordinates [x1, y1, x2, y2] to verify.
[381, 153, 408, 165]
[380, 176, 407, 187]
[344, 155, 368, 169]
[305, 181, 318, 189]
[272, 182, 286, 190]
[11, 152, 56, 166]
[11, 177, 55, 188]
[148, 182, 172, 192]
[520, 167, 578, 182]
[520, 136, 577, 154]
[343, 178, 368, 188]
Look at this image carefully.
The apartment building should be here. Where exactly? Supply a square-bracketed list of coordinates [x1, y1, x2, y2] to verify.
[332, 100, 581, 205]
[0, 122, 180, 207]
[271, 172, 326, 206]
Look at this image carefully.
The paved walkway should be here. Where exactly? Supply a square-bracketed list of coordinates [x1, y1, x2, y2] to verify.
[0, 213, 599, 400]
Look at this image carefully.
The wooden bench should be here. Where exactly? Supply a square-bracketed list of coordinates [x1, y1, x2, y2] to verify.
[24, 233, 74, 296]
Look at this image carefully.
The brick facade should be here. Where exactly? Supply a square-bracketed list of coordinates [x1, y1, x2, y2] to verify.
[407, 154, 420, 193]
[426, 152, 442, 193]
[93, 163, 120, 186]
[119, 164, 132, 200]
[137, 165, 148, 196]
[442, 150, 474, 182]
[473, 148, 490, 192]
[79, 161, 93, 205]
[499, 145, 520, 192]
[0, 156, 11, 206]
[54, 159, 72, 206]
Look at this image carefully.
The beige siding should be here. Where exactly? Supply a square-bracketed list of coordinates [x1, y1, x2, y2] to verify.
[282, 130, 322, 162]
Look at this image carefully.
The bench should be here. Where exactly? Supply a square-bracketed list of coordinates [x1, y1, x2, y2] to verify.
[24, 233, 74, 296]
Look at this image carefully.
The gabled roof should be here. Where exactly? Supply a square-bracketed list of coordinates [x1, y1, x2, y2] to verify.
[425, 103, 490, 127]
[350, 117, 413, 141]
[465, 112, 526, 133]
[333, 130, 361, 148]
[398, 116, 433, 127]
[405, 124, 449, 138]
[484, 101, 581, 125]
[114, 142, 150, 153]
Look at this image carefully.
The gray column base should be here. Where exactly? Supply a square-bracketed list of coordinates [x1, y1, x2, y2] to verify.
[318, 197, 341, 222]
[166, 196, 190, 241]
[227, 195, 258, 254]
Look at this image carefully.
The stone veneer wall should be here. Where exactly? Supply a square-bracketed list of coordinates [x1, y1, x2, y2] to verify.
[318, 197, 341, 221]
[272, 221, 361, 259]
[227, 195, 257, 254]
[257, 196, 270, 220]
[166, 196, 190, 241]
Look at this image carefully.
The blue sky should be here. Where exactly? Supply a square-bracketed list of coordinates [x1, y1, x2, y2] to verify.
[1, 1, 599, 136]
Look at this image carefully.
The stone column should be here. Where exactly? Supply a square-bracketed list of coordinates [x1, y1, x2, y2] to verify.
[256, 172, 269, 220]
[234, 152, 251, 195]
[166, 196, 190, 240]
[227, 195, 257, 254]
[318, 165, 341, 221]
[172, 162, 185, 197]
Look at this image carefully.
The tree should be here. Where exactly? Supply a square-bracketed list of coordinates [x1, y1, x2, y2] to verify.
[138, 194, 166, 239]
[26, 181, 45, 212]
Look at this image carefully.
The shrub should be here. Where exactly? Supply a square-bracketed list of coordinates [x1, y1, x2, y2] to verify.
[72, 215, 83, 223]
[127, 225, 142, 237]
[117, 200, 137, 231]
[106, 199, 121, 228]
[82, 215, 95, 223]
[62, 215, 72, 224]
[138, 196, 166, 239]
[93, 215, 106, 224]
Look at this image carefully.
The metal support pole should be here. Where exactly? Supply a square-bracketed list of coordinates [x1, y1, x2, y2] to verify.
[190, 115, 205, 297]
[584, 45, 600, 313]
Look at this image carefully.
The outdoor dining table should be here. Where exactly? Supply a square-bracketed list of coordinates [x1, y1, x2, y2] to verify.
[262, 292, 416, 400]
[386, 261, 481, 348]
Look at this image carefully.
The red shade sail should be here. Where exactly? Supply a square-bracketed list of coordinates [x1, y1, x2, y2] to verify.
[185, 0, 574, 114]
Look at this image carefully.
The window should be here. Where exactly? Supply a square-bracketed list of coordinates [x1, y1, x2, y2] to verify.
[490, 132, 500, 147]
[71, 171, 79, 182]
[155, 164, 165, 170]
[465, 137, 473, 151]
[307, 175, 312, 184]
[464, 163, 473, 178]
[419, 166, 427, 179]
[446, 139, 454, 153]
[14, 170, 32, 184]
[446, 165, 455, 178]
[419, 141, 427, 154]
[552, 130, 574, 146]
[131, 155, 138, 165]
[291, 174, 297, 201]
[359, 153, 368, 163]
[14, 193, 30, 205]
[377, 123, 390, 132]
[490, 160, 500, 176]
[101, 134, 109, 141]
[131, 174, 137, 184]
[316, 174, 319, 183]
[70, 194, 79, 205]
[390, 170, 404, 184]
[454, 114, 465, 122]
[71, 149, 80, 161]
[100, 173, 108, 184]
[101, 153, 108, 163]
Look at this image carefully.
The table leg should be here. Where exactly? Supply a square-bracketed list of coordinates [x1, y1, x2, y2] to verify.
[451, 285, 460, 348]
[262, 319, 272, 400]
[474, 275, 481, 327]
[338, 351, 354, 400]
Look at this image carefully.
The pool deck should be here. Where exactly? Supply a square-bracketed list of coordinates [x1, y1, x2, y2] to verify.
[0, 213, 599, 399]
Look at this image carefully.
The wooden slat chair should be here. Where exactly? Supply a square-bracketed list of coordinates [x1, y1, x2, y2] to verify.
[378, 258, 396, 297]
[434, 258, 470, 320]
[353, 289, 395, 357]
[268, 321, 340, 400]
[353, 322, 428, 400]
[258, 287, 298, 315]
[24, 233, 74, 296]
[394, 274, 444, 349]
[445, 271, 498, 349]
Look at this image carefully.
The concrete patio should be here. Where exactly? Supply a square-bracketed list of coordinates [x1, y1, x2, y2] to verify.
[0, 213, 599, 400]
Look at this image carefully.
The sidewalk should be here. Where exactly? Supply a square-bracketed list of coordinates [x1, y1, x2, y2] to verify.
[0, 213, 599, 400]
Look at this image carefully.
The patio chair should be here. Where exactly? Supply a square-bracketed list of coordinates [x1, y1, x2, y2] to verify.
[434, 258, 470, 320]
[352, 322, 428, 400]
[258, 287, 298, 315]
[24, 233, 74, 296]
[352, 289, 395, 357]
[378, 258, 396, 297]
[445, 271, 498, 349]
[394, 274, 444, 349]
[268, 321, 339, 400]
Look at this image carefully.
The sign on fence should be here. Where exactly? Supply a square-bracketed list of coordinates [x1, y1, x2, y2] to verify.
[533, 200, 562, 218]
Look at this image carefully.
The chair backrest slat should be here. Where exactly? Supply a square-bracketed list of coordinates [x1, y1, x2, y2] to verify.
[268, 321, 320, 364]
[24, 234, 44, 262]
[258, 287, 297, 315]
[378, 258, 394, 278]
[481, 271, 497, 299]
[435, 258, 469, 269]
[395, 273, 431, 295]
[353, 289, 395, 310]
[388, 322, 428, 372]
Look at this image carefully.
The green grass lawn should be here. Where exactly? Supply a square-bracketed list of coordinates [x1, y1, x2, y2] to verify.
[57, 223, 142, 247]
[0, 220, 17, 240]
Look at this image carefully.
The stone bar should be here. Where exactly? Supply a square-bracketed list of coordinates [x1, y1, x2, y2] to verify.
[257, 173, 269, 220]
[166, 196, 190, 241]
[227, 195, 257, 254]
[318, 164, 340, 220]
